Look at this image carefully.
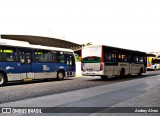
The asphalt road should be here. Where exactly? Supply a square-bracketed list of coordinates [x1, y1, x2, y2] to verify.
[0, 70, 160, 104]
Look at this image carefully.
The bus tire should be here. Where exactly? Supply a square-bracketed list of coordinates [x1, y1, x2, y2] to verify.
[0, 73, 6, 86]
[120, 69, 125, 78]
[57, 71, 65, 80]
[138, 68, 143, 76]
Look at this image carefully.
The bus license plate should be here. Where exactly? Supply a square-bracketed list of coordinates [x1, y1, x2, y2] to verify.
[88, 69, 93, 72]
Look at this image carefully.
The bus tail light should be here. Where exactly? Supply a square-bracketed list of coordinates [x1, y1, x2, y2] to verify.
[100, 63, 103, 71]
[147, 64, 151, 67]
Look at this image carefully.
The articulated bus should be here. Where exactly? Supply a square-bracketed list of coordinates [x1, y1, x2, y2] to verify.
[0, 39, 75, 86]
[81, 45, 147, 79]
[147, 57, 160, 70]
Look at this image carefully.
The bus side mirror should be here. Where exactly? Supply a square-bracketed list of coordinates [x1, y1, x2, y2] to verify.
[21, 59, 25, 64]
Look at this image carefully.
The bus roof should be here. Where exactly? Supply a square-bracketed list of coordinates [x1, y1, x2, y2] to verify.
[148, 57, 160, 59]
[83, 45, 146, 55]
[0, 38, 73, 52]
[147, 54, 156, 57]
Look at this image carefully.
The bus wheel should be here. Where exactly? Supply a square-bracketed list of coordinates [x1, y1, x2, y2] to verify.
[0, 73, 6, 86]
[120, 69, 125, 78]
[57, 71, 64, 80]
[138, 68, 143, 76]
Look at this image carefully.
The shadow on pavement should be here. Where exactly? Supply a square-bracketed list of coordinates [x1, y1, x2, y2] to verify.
[4, 78, 73, 87]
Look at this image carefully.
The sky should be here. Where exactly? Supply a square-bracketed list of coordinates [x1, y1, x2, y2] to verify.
[0, 0, 160, 52]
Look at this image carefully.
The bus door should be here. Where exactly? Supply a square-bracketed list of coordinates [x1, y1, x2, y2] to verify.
[19, 50, 33, 80]
[66, 53, 75, 76]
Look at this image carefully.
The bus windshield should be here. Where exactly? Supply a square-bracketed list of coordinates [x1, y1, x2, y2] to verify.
[152, 58, 160, 64]
[82, 46, 101, 63]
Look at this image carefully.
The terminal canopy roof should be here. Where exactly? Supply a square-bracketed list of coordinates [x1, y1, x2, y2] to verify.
[1, 35, 82, 50]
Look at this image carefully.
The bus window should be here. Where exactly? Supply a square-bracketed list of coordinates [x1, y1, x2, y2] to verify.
[122, 54, 128, 62]
[139, 56, 144, 63]
[111, 53, 117, 62]
[152, 59, 157, 64]
[34, 50, 41, 62]
[43, 51, 52, 62]
[52, 51, 57, 62]
[3, 48, 16, 62]
[104, 52, 117, 62]
[105, 52, 112, 62]
[118, 54, 122, 62]
[132, 56, 138, 62]
[34, 50, 52, 62]
[57, 52, 64, 63]
[65, 54, 73, 65]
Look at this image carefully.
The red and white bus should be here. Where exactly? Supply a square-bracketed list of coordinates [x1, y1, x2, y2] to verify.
[81, 45, 147, 79]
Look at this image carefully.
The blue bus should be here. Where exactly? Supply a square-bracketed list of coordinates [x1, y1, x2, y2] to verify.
[0, 39, 75, 86]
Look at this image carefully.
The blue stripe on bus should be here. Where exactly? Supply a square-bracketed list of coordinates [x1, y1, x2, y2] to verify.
[0, 62, 75, 74]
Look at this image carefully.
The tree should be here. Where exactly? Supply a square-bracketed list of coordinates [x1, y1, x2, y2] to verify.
[74, 53, 81, 62]
[82, 42, 92, 46]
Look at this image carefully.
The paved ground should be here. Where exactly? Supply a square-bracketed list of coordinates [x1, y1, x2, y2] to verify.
[0, 71, 160, 104]
[0, 71, 160, 116]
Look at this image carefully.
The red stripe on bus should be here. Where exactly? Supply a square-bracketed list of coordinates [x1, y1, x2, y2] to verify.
[101, 46, 104, 62]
